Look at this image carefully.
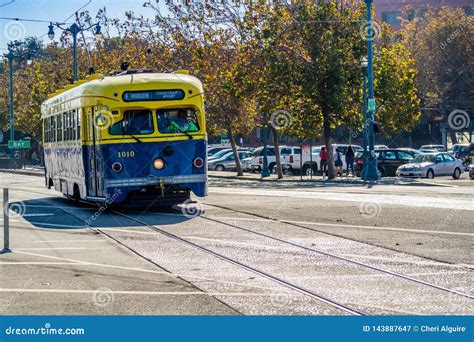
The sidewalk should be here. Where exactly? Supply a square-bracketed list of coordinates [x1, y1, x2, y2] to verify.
[0, 166, 437, 187]
[207, 170, 433, 186]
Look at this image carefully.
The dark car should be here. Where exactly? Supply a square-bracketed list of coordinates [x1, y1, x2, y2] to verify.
[355, 149, 417, 177]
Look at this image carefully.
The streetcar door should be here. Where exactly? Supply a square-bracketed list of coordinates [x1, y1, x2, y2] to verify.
[93, 107, 106, 198]
[85, 108, 98, 197]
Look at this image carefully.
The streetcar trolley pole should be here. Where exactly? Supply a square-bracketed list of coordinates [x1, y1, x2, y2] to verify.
[1, 188, 11, 254]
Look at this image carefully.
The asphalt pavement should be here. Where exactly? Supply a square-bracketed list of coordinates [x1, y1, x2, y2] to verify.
[0, 171, 472, 315]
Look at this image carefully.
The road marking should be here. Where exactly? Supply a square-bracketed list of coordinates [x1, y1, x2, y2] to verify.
[210, 188, 474, 211]
[341, 254, 473, 269]
[205, 216, 474, 237]
[0, 262, 85, 265]
[280, 219, 474, 237]
[0, 288, 292, 297]
[99, 228, 157, 235]
[12, 251, 281, 292]
[27, 222, 88, 229]
[33, 240, 108, 243]
[17, 204, 97, 211]
[15, 248, 104, 251]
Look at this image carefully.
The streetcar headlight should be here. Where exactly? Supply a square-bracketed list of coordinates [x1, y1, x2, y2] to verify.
[112, 162, 123, 173]
[193, 157, 204, 168]
[153, 158, 165, 170]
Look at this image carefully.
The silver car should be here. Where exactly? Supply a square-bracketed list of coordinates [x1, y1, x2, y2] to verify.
[208, 151, 253, 171]
[396, 152, 463, 179]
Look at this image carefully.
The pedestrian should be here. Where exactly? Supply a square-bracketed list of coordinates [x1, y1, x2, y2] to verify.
[319, 147, 328, 178]
[345, 145, 355, 177]
[334, 147, 343, 176]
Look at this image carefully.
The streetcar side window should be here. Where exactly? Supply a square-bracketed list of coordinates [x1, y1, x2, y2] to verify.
[76, 109, 81, 141]
[57, 114, 63, 142]
[51, 116, 56, 142]
[65, 112, 69, 141]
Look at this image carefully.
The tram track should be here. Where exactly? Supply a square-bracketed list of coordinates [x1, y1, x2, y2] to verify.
[110, 209, 367, 316]
[198, 204, 473, 300]
[4, 187, 472, 314]
[4, 190, 364, 314]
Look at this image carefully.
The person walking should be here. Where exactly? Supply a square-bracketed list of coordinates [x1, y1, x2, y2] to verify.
[334, 147, 343, 177]
[319, 147, 328, 178]
[345, 146, 355, 176]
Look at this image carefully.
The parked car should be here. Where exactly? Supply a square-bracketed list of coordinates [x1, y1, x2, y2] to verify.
[374, 144, 389, 150]
[355, 149, 416, 177]
[241, 157, 253, 172]
[208, 148, 232, 161]
[396, 152, 463, 179]
[419, 144, 446, 153]
[249, 146, 301, 173]
[448, 143, 469, 157]
[470, 164, 474, 180]
[207, 146, 231, 157]
[208, 150, 253, 171]
[396, 148, 423, 156]
[448, 143, 471, 170]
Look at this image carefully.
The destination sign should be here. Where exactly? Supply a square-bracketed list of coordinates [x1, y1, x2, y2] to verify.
[123, 89, 185, 102]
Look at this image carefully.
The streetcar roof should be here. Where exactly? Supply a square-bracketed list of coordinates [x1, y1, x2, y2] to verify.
[42, 72, 203, 111]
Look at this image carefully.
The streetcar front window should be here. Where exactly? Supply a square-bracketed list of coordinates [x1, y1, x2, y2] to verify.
[157, 108, 200, 134]
[110, 110, 154, 135]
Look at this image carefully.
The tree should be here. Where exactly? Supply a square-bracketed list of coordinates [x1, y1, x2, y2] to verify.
[401, 7, 473, 142]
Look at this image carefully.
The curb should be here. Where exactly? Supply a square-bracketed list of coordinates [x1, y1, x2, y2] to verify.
[0, 169, 43, 177]
[207, 173, 440, 187]
[0, 169, 445, 187]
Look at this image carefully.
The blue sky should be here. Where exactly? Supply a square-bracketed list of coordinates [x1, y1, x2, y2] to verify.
[0, 0, 166, 51]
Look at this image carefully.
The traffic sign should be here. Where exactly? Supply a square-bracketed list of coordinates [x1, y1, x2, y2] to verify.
[8, 140, 30, 149]
[368, 98, 376, 111]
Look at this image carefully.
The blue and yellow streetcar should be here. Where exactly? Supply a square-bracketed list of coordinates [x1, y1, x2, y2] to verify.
[41, 70, 207, 207]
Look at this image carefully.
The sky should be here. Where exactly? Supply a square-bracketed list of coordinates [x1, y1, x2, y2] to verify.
[0, 0, 166, 51]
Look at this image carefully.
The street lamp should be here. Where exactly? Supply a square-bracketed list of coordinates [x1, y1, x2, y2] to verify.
[1, 49, 32, 166]
[360, 56, 368, 180]
[48, 15, 102, 83]
[364, 0, 379, 181]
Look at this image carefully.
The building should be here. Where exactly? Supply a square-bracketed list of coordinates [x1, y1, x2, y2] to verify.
[374, 0, 473, 28]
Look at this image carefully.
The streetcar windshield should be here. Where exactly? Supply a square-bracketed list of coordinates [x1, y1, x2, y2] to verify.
[109, 110, 154, 135]
[157, 108, 199, 133]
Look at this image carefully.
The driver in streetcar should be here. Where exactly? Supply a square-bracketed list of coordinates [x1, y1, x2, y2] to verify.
[165, 109, 198, 132]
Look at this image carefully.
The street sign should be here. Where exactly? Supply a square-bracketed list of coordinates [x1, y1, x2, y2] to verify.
[301, 144, 311, 156]
[368, 98, 376, 111]
[8, 140, 30, 149]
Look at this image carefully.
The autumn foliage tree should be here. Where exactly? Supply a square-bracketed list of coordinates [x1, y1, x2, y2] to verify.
[1, 0, 421, 180]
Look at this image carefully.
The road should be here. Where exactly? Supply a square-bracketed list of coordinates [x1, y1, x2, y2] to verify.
[0, 173, 472, 315]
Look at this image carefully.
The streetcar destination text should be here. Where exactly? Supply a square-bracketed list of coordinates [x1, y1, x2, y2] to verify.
[122, 90, 185, 102]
